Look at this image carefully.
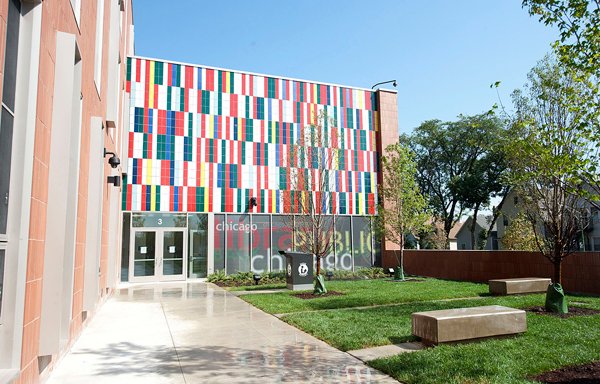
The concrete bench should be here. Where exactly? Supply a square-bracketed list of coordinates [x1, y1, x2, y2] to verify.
[412, 305, 526, 345]
[489, 278, 551, 295]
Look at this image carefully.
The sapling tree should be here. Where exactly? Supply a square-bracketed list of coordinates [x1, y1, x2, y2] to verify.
[507, 57, 591, 313]
[284, 110, 337, 293]
[375, 142, 428, 280]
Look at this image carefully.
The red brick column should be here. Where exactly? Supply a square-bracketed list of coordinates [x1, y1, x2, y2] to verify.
[375, 89, 400, 267]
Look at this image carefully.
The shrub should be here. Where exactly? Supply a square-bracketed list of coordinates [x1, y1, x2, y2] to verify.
[206, 270, 286, 286]
[322, 267, 387, 280]
[207, 269, 228, 283]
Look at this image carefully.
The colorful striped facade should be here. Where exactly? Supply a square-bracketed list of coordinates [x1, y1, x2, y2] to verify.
[124, 57, 380, 215]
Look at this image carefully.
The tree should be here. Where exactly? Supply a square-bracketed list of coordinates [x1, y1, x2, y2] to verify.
[375, 142, 428, 280]
[405, 113, 508, 247]
[523, 0, 600, 208]
[500, 211, 538, 251]
[284, 110, 337, 293]
[507, 57, 591, 312]
[417, 222, 448, 249]
[523, 0, 600, 78]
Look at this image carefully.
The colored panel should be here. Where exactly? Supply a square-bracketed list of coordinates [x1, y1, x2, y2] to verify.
[125, 57, 378, 214]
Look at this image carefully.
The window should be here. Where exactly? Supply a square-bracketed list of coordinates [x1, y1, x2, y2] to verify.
[335, 216, 352, 270]
[0, 248, 4, 316]
[594, 237, 600, 252]
[0, 0, 20, 321]
[352, 216, 371, 269]
[514, 196, 519, 205]
[69, 0, 81, 26]
[224, 214, 250, 274]
[94, 0, 104, 92]
[503, 217, 509, 227]
[271, 216, 292, 271]
[0, 0, 20, 237]
[251, 215, 270, 273]
[213, 214, 225, 272]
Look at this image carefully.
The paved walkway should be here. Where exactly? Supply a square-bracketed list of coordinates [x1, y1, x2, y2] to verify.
[47, 282, 398, 384]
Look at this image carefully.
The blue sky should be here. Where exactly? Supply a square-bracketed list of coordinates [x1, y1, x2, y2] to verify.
[133, 0, 557, 134]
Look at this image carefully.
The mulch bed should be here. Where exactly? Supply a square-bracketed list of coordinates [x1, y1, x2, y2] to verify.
[530, 360, 600, 383]
[293, 291, 344, 299]
[524, 306, 600, 319]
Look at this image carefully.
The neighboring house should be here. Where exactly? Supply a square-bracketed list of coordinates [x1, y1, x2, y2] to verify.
[448, 221, 464, 250]
[455, 215, 498, 250]
[497, 189, 600, 251]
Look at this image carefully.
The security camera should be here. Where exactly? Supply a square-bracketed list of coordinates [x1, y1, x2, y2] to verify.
[108, 154, 120, 168]
[104, 149, 121, 169]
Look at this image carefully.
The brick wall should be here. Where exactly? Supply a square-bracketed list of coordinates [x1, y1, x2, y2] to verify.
[383, 250, 600, 295]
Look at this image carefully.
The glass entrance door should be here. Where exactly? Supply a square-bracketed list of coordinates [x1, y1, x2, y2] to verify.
[130, 228, 186, 282]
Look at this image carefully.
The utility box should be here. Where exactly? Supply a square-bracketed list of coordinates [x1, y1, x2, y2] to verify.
[281, 251, 314, 291]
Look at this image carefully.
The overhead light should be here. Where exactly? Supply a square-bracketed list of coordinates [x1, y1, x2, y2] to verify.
[371, 80, 397, 90]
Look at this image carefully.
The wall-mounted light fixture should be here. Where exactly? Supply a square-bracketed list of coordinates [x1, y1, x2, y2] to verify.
[249, 197, 257, 208]
[371, 80, 397, 89]
[107, 175, 120, 187]
[104, 148, 121, 169]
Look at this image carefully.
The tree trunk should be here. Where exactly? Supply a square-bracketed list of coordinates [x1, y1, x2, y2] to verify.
[553, 260, 562, 285]
[315, 230, 320, 276]
[470, 205, 479, 250]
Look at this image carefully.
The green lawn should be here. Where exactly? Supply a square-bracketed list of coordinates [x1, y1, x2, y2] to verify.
[239, 278, 600, 384]
[241, 278, 487, 314]
[369, 296, 600, 384]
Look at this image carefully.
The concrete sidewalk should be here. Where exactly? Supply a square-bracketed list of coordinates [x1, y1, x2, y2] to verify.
[47, 282, 398, 383]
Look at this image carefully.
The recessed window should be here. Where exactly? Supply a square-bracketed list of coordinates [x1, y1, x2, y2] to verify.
[70, 0, 81, 26]
[0, 248, 5, 316]
[0, 0, 21, 236]
[94, 0, 105, 92]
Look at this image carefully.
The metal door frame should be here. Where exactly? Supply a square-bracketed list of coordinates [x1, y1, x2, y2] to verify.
[129, 227, 187, 283]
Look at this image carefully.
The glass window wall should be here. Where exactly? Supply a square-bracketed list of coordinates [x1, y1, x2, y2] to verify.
[125, 212, 377, 276]
[352, 216, 372, 269]
[271, 216, 293, 271]
[213, 214, 225, 272]
[188, 214, 208, 278]
[225, 214, 251, 274]
[335, 216, 353, 270]
[251, 215, 270, 273]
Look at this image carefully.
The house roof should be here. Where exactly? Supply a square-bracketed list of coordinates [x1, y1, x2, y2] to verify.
[449, 221, 464, 240]
[456, 215, 497, 237]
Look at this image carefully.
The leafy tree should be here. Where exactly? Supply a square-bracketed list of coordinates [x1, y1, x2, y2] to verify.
[284, 110, 337, 293]
[417, 223, 448, 249]
[523, 0, 600, 77]
[375, 142, 428, 280]
[507, 57, 591, 311]
[405, 114, 508, 247]
[523, 0, 600, 208]
[500, 211, 538, 251]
